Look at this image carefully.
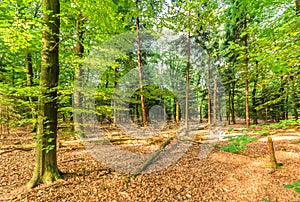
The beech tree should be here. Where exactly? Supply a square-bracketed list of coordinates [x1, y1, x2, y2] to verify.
[27, 0, 61, 188]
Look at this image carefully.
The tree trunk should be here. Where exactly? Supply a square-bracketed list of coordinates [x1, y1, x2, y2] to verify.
[176, 99, 179, 123]
[292, 93, 299, 120]
[185, 31, 190, 129]
[27, 0, 60, 188]
[25, 51, 37, 131]
[113, 67, 118, 126]
[244, 16, 250, 128]
[73, 14, 85, 136]
[207, 59, 211, 125]
[285, 96, 289, 119]
[252, 73, 258, 124]
[213, 78, 217, 125]
[164, 98, 167, 121]
[279, 76, 285, 120]
[136, 17, 147, 127]
[231, 81, 236, 124]
[199, 94, 203, 123]
[136, 95, 140, 123]
[228, 86, 231, 125]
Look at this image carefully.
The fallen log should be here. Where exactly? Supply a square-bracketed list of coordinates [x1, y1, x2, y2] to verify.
[132, 136, 175, 176]
[0, 147, 32, 155]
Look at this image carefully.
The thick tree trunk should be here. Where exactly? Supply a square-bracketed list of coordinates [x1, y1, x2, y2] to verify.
[136, 17, 147, 127]
[27, 0, 60, 188]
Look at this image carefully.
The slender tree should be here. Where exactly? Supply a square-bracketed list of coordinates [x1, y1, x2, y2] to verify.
[244, 15, 250, 128]
[136, 16, 147, 127]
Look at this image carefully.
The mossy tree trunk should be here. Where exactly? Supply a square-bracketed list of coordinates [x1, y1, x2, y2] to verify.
[27, 0, 60, 188]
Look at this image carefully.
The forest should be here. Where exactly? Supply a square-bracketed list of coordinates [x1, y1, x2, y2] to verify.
[0, 0, 300, 201]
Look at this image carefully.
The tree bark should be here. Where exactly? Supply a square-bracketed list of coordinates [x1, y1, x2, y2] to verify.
[185, 31, 190, 130]
[27, 0, 60, 188]
[163, 98, 167, 122]
[136, 17, 147, 127]
[113, 67, 118, 126]
[279, 76, 285, 120]
[228, 86, 231, 125]
[213, 78, 217, 125]
[285, 96, 289, 119]
[231, 81, 236, 124]
[199, 94, 203, 123]
[252, 73, 258, 124]
[176, 99, 179, 123]
[244, 16, 250, 128]
[207, 59, 211, 126]
[73, 13, 85, 136]
[25, 51, 37, 131]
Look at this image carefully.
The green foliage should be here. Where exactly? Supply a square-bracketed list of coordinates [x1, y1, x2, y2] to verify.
[227, 128, 234, 133]
[254, 118, 300, 135]
[284, 180, 300, 194]
[220, 135, 258, 153]
[42, 145, 55, 153]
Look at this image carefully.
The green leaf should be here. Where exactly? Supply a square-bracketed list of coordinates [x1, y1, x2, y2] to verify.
[47, 138, 54, 143]
[284, 184, 294, 188]
[294, 180, 300, 186]
[295, 187, 300, 194]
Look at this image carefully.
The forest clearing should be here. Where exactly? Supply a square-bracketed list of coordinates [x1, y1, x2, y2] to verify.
[0, 121, 300, 201]
[0, 0, 300, 201]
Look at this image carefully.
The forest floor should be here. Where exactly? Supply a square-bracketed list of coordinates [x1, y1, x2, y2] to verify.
[0, 122, 300, 202]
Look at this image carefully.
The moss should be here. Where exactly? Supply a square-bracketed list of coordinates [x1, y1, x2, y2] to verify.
[42, 165, 61, 184]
